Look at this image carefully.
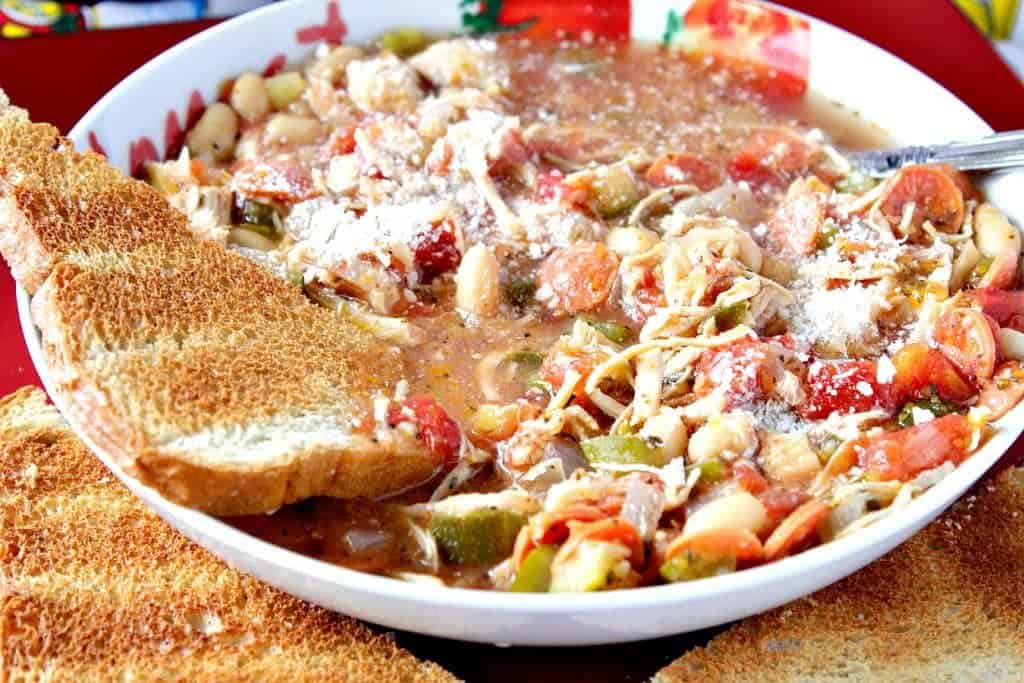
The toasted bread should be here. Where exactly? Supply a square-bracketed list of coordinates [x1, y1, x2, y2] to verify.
[0, 94, 441, 515]
[0, 387, 458, 682]
[655, 468, 1024, 683]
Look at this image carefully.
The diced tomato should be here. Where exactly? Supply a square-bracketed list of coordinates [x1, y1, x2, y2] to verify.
[411, 218, 461, 282]
[765, 180, 825, 256]
[538, 349, 602, 413]
[733, 459, 768, 494]
[534, 505, 607, 546]
[387, 395, 462, 466]
[973, 288, 1024, 332]
[230, 159, 319, 203]
[645, 153, 723, 191]
[891, 343, 975, 403]
[512, 503, 607, 567]
[979, 361, 1024, 420]
[800, 360, 893, 420]
[572, 518, 645, 566]
[625, 270, 666, 323]
[695, 339, 776, 407]
[763, 498, 828, 560]
[879, 164, 964, 234]
[489, 127, 532, 176]
[326, 125, 357, 156]
[856, 414, 973, 482]
[537, 242, 620, 315]
[534, 169, 589, 207]
[727, 129, 817, 188]
[933, 308, 997, 381]
[535, 170, 570, 203]
[758, 487, 810, 535]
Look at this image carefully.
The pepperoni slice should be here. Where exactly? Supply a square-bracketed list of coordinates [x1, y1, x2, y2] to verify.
[879, 164, 964, 234]
[537, 242, 619, 315]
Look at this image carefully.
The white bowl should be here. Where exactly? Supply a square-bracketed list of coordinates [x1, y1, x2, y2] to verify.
[16, 0, 1024, 646]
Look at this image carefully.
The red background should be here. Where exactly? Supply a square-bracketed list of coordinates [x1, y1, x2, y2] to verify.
[1, 4, 1023, 680]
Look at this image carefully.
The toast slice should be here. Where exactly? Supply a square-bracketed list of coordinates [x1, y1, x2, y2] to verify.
[0, 387, 458, 682]
[655, 467, 1024, 683]
[0, 94, 440, 515]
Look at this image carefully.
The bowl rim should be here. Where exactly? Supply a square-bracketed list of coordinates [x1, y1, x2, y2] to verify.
[17, 0, 1018, 618]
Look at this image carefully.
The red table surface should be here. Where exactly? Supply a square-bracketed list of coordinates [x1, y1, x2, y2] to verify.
[2, 4, 1024, 680]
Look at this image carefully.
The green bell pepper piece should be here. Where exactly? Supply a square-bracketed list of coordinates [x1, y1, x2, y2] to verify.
[510, 544, 557, 592]
[581, 435, 668, 467]
[429, 509, 526, 565]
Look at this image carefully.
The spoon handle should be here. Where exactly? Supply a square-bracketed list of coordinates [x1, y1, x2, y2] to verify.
[848, 130, 1024, 175]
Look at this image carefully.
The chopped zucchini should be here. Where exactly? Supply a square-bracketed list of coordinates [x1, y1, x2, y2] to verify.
[660, 550, 736, 583]
[380, 27, 432, 57]
[712, 301, 749, 331]
[580, 435, 668, 467]
[428, 509, 526, 565]
[510, 544, 557, 592]
[505, 278, 538, 307]
[228, 226, 279, 251]
[585, 318, 632, 344]
[239, 198, 278, 229]
[549, 540, 629, 593]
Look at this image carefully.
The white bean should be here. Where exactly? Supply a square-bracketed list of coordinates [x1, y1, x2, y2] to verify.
[999, 327, 1024, 361]
[265, 71, 309, 111]
[230, 72, 270, 123]
[307, 45, 364, 85]
[974, 203, 1021, 257]
[455, 243, 500, 318]
[264, 114, 323, 146]
[687, 413, 756, 463]
[186, 102, 238, 162]
[974, 203, 1021, 289]
[683, 491, 767, 537]
[606, 227, 659, 257]
[639, 407, 688, 461]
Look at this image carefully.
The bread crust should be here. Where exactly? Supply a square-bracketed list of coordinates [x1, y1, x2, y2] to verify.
[0, 193, 51, 294]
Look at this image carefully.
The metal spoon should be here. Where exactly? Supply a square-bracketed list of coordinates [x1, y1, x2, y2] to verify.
[847, 130, 1024, 176]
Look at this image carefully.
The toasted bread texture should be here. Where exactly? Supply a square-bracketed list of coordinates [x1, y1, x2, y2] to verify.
[0, 94, 441, 515]
[655, 468, 1024, 683]
[0, 387, 458, 683]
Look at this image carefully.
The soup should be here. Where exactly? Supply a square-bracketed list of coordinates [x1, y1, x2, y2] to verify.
[146, 32, 1022, 592]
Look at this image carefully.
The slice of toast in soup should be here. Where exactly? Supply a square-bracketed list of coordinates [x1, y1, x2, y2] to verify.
[0, 92, 442, 515]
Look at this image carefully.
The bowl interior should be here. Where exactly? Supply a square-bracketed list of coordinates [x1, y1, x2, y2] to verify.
[13, 0, 1024, 645]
